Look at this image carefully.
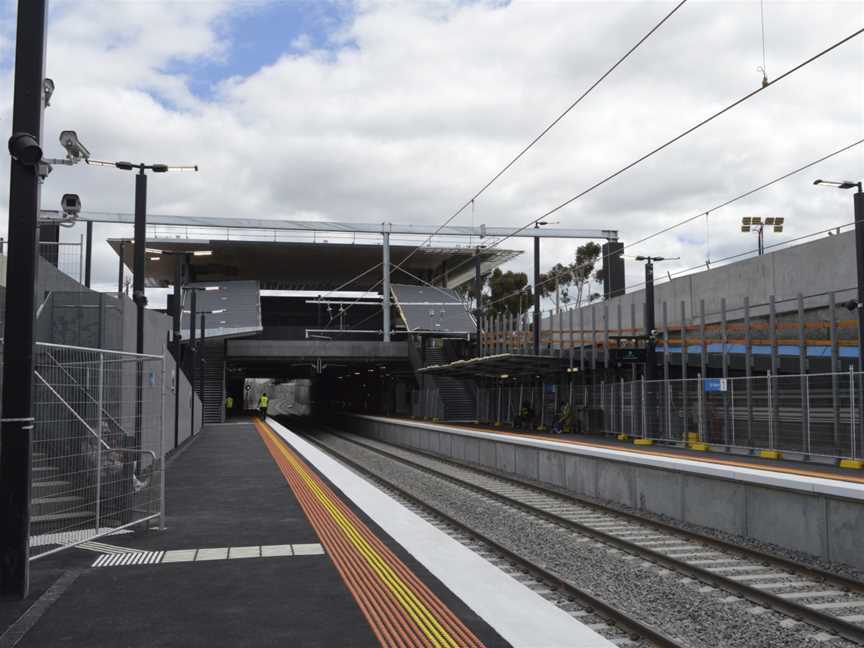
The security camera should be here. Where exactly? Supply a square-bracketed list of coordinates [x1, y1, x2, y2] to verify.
[43, 78, 54, 107]
[59, 130, 90, 162]
[8, 132, 43, 166]
[61, 193, 81, 218]
[841, 299, 860, 312]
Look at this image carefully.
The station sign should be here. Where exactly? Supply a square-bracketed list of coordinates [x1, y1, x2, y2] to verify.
[704, 378, 728, 392]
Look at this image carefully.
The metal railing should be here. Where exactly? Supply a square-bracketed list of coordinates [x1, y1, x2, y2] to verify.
[565, 370, 863, 461]
[20, 342, 166, 559]
[38, 236, 84, 284]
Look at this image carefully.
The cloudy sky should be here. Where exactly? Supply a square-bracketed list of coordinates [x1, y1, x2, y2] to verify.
[0, 0, 862, 307]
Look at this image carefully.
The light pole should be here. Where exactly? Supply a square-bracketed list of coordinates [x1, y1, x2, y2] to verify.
[634, 256, 676, 381]
[533, 221, 548, 355]
[814, 179, 864, 368]
[741, 216, 784, 255]
[0, 0, 47, 599]
[183, 286, 223, 440]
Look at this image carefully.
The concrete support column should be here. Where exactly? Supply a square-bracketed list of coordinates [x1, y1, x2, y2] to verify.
[382, 230, 391, 343]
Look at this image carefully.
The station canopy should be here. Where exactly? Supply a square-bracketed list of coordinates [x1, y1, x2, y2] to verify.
[419, 353, 574, 378]
[391, 284, 474, 334]
[108, 238, 520, 292]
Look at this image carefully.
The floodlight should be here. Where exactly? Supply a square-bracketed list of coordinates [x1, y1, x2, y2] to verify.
[751, 217, 762, 225]
[43, 78, 54, 107]
[774, 217, 785, 225]
[8, 132, 42, 166]
[741, 226, 751, 232]
[741, 217, 752, 226]
[192, 250, 213, 257]
[764, 217, 775, 225]
[774, 225, 783, 233]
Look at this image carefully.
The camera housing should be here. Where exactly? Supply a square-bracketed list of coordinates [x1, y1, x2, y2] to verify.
[60, 193, 81, 218]
[8, 132, 43, 166]
[59, 130, 90, 162]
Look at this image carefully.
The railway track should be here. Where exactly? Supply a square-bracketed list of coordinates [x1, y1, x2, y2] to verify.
[307, 425, 864, 647]
[301, 431, 685, 647]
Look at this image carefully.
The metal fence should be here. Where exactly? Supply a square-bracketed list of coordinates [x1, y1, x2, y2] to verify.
[38, 237, 84, 284]
[564, 370, 863, 461]
[26, 342, 165, 559]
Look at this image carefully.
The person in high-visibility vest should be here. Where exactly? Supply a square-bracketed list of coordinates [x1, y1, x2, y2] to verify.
[225, 395, 234, 419]
[258, 393, 269, 420]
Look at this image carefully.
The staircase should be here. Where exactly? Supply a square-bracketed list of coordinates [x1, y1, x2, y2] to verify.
[423, 346, 476, 422]
[31, 451, 93, 534]
[200, 341, 226, 423]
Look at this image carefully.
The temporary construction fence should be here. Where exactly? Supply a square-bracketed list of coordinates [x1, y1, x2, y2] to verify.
[22, 342, 166, 559]
[473, 370, 864, 463]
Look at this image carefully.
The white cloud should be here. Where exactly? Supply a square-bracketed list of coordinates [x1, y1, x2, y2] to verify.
[0, 0, 861, 307]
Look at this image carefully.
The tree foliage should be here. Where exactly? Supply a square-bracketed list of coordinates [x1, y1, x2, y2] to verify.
[485, 268, 532, 317]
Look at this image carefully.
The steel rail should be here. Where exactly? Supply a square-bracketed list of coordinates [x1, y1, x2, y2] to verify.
[327, 429, 864, 645]
[302, 430, 686, 648]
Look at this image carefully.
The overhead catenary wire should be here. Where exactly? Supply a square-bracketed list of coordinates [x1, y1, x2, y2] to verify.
[482, 137, 864, 310]
[433, 24, 864, 295]
[324, 0, 690, 318]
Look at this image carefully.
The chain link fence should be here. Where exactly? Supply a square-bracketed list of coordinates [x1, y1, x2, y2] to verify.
[24, 342, 166, 559]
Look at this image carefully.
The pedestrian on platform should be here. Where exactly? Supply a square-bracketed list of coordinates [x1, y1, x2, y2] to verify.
[225, 395, 234, 419]
[258, 393, 269, 420]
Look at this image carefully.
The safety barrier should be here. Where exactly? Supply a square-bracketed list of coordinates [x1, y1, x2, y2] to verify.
[23, 342, 166, 559]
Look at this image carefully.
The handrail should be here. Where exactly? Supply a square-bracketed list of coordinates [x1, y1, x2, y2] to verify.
[33, 370, 111, 450]
[43, 349, 131, 440]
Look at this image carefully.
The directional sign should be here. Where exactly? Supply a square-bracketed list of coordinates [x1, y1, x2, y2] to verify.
[704, 378, 727, 392]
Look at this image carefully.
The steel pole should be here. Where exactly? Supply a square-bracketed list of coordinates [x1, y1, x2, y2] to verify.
[189, 289, 197, 439]
[172, 257, 183, 448]
[0, 0, 48, 599]
[84, 220, 93, 288]
[854, 189, 864, 369]
[474, 247, 482, 357]
[533, 235, 540, 355]
[644, 260, 656, 381]
[382, 230, 390, 343]
[133, 170, 147, 452]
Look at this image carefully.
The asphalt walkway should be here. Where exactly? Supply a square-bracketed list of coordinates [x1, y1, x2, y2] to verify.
[0, 420, 505, 647]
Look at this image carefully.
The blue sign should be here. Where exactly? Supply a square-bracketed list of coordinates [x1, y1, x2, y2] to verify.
[704, 378, 727, 392]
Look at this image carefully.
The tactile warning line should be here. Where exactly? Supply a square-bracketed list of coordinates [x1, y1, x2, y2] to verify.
[255, 418, 485, 648]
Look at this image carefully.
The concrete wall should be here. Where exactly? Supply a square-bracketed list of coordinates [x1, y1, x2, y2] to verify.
[543, 231, 857, 333]
[347, 416, 864, 571]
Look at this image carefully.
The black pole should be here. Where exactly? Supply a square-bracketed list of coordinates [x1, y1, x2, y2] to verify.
[189, 289, 197, 440]
[117, 241, 124, 294]
[172, 257, 183, 449]
[474, 248, 482, 357]
[644, 259, 656, 381]
[533, 235, 540, 355]
[199, 313, 206, 420]
[132, 169, 147, 452]
[84, 220, 93, 288]
[0, 0, 48, 599]
[854, 188, 864, 371]
[133, 169, 147, 354]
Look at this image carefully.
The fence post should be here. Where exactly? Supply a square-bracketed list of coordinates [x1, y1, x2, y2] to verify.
[851, 366, 857, 461]
[641, 375, 647, 440]
[496, 381, 502, 426]
[538, 380, 546, 431]
[620, 377, 625, 436]
[767, 369, 774, 451]
[159, 354, 167, 530]
[697, 373, 704, 443]
[805, 373, 811, 455]
[95, 352, 104, 533]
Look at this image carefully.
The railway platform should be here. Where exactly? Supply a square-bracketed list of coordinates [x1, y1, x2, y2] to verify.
[0, 420, 615, 648]
[347, 415, 864, 572]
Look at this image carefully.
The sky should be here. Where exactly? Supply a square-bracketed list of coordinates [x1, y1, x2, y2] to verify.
[0, 0, 862, 309]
